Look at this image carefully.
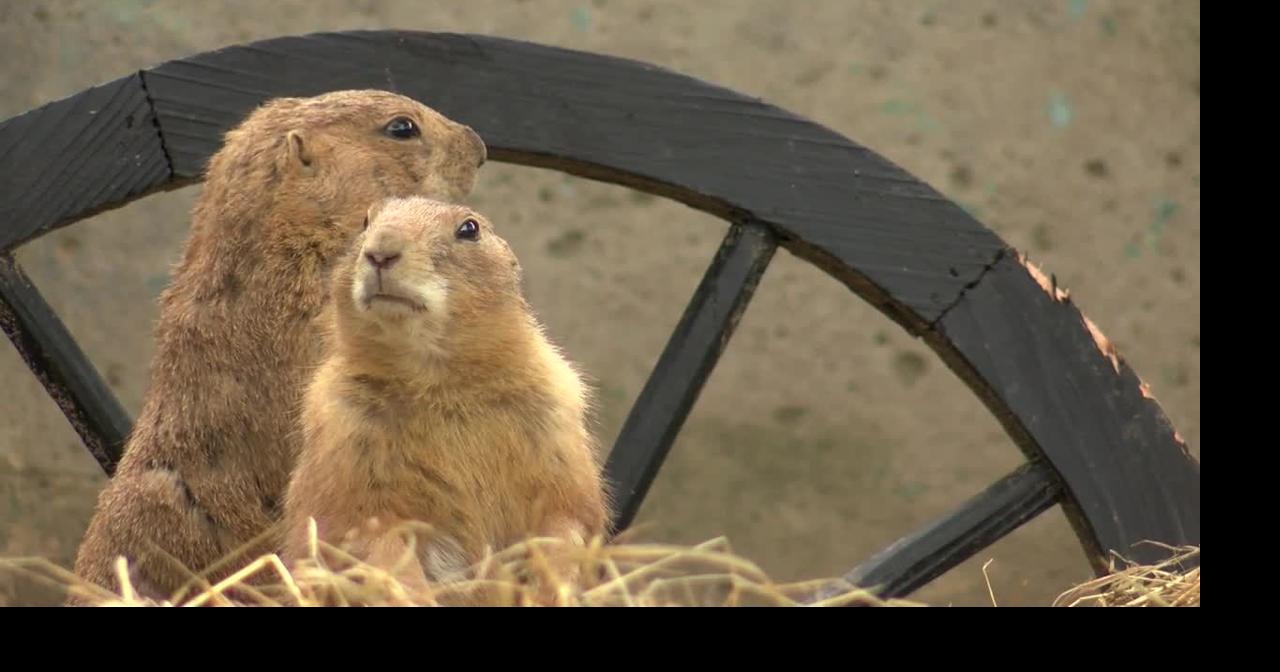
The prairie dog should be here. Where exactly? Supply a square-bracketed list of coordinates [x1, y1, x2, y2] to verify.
[71, 90, 487, 603]
[281, 197, 609, 585]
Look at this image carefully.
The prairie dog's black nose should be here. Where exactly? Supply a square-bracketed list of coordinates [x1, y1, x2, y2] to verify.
[365, 251, 401, 270]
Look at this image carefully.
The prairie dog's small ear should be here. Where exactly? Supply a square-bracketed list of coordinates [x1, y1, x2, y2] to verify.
[287, 130, 314, 172]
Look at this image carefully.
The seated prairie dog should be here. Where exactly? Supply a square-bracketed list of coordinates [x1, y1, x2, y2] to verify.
[281, 196, 610, 588]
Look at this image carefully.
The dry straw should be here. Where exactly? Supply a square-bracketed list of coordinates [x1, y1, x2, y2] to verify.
[1, 520, 921, 607]
[1, 523, 1197, 607]
[1052, 543, 1199, 607]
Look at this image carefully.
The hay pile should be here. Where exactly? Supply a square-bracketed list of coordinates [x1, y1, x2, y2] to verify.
[1, 527, 1197, 607]
[2, 523, 920, 607]
[1053, 544, 1200, 607]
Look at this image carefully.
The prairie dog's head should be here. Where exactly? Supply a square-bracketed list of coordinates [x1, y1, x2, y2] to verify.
[333, 197, 524, 346]
[205, 89, 487, 233]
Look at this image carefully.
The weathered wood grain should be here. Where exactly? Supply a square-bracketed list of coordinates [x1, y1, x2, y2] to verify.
[934, 255, 1200, 569]
[0, 74, 170, 252]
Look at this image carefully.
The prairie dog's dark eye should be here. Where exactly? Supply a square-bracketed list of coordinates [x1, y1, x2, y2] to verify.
[456, 218, 480, 241]
[362, 215, 369, 231]
[384, 117, 420, 140]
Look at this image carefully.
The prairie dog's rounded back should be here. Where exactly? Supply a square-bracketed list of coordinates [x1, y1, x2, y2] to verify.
[283, 197, 610, 579]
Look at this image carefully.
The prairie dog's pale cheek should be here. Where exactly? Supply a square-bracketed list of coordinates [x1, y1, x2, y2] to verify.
[350, 265, 376, 309]
[416, 275, 449, 316]
[350, 279, 362, 310]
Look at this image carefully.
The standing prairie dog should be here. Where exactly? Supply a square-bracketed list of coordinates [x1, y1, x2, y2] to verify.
[281, 197, 610, 586]
[71, 90, 487, 603]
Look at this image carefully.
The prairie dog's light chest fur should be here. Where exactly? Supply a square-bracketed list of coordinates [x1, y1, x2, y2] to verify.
[283, 198, 609, 576]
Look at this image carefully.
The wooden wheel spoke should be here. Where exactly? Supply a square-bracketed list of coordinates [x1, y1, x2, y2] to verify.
[838, 461, 1062, 600]
[0, 255, 132, 474]
[603, 222, 776, 531]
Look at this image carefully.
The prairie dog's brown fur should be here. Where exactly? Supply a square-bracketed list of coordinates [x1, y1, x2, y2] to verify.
[281, 197, 609, 583]
[71, 91, 487, 602]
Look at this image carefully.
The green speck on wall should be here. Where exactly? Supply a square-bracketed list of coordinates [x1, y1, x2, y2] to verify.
[570, 6, 591, 32]
[881, 97, 942, 133]
[1048, 92, 1074, 129]
[1144, 199, 1178, 252]
[881, 99, 919, 116]
[106, 0, 156, 24]
[894, 481, 928, 500]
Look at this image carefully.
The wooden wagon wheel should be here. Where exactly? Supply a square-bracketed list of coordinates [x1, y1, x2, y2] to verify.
[0, 31, 1199, 601]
